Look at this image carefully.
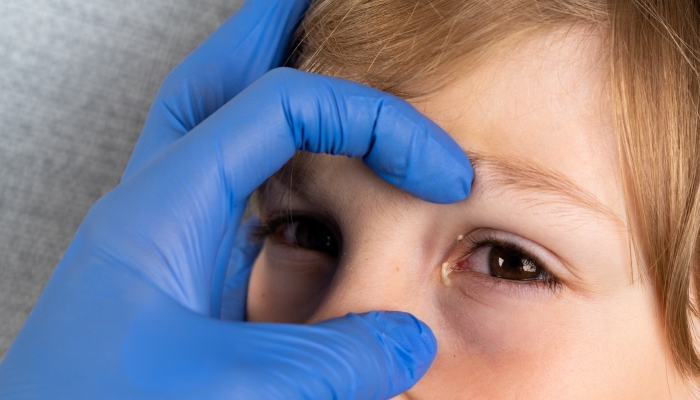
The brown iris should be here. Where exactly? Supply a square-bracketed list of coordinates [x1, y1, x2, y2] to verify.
[488, 245, 542, 281]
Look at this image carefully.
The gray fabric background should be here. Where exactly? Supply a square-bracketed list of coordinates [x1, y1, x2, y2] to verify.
[0, 0, 244, 360]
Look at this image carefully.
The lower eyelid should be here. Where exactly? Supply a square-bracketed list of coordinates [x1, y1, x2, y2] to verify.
[449, 267, 562, 298]
[264, 237, 339, 265]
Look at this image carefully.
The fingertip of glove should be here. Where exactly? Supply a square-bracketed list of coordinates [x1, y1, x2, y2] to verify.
[354, 311, 437, 385]
[442, 161, 474, 204]
[421, 125, 474, 204]
[370, 311, 437, 359]
[398, 155, 474, 205]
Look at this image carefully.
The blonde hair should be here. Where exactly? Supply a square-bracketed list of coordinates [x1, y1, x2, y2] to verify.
[288, 0, 700, 378]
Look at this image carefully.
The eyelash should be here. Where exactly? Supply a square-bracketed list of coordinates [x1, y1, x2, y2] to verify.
[251, 215, 290, 242]
[458, 232, 563, 294]
[252, 214, 342, 253]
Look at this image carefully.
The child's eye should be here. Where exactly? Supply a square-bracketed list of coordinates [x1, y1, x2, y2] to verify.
[272, 217, 340, 257]
[450, 232, 561, 293]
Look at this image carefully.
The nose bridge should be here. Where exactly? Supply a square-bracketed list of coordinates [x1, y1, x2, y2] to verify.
[309, 229, 425, 323]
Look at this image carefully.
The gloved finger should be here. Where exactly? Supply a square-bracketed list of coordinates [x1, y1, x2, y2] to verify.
[120, 307, 437, 399]
[220, 216, 263, 321]
[200, 67, 474, 204]
[123, 0, 309, 180]
[257, 311, 438, 399]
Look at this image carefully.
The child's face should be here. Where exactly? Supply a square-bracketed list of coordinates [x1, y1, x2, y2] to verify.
[247, 28, 690, 398]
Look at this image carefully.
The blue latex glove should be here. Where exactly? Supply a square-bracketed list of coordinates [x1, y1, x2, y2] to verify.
[0, 0, 474, 398]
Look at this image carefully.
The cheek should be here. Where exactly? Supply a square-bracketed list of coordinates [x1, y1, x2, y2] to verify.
[417, 289, 582, 397]
[407, 276, 671, 399]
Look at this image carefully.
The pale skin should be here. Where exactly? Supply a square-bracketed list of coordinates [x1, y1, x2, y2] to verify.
[247, 27, 694, 399]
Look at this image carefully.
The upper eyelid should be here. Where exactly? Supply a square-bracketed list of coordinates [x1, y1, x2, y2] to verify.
[458, 230, 559, 280]
[251, 214, 301, 241]
[464, 234, 546, 269]
[259, 212, 340, 231]
[259, 168, 337, 217]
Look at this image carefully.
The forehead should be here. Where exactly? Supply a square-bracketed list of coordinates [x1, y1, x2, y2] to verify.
[412, 27, 624, 220]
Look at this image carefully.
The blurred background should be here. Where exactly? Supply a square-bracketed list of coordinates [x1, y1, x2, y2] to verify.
[0, 0, 244, 359]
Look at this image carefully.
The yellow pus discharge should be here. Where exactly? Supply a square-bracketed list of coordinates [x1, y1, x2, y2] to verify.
[441, 262, 452, 287]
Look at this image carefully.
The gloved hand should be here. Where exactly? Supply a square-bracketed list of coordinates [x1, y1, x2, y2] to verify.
[0, 0, 474, 398]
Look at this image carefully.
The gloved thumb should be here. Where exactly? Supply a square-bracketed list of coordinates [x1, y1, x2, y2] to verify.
[237, 311, 437, 399]
[119, 297, 437, 398]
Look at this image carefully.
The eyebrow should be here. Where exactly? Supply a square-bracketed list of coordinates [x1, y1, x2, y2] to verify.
[261, 151, 622, 226]
[467, 152, 622, 224]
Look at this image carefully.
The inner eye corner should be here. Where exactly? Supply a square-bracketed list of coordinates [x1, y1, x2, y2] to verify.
[439, 233, 472, 288]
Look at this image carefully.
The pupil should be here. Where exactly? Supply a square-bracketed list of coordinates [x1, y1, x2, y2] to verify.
[292, 219, 339, 257]
[488, 245, 541, 280]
